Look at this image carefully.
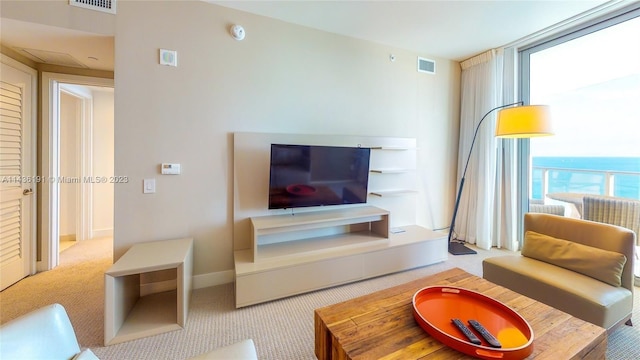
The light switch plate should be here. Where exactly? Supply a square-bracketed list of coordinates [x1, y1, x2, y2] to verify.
[159, 49, 177, 67]
[143, 179, 156, 194]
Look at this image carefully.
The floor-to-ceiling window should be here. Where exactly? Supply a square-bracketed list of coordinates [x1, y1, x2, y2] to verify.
[520, 6, 640, 218]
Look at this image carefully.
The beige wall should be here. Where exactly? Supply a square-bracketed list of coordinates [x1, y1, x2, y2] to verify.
[1, 0, 461, 281]
[92, 89, 114, 236]
[114, 1, 460, 278]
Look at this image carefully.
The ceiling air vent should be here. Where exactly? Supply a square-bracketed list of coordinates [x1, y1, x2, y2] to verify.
[69, 0, 116, 14]
[417, 57, 436, 75]
[19, 48, 89, 69]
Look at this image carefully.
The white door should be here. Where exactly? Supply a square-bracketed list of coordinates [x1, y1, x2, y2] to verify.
[0, 56, 36, 290]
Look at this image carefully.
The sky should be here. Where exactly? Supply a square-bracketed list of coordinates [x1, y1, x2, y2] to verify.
[529, 15, 640, 157]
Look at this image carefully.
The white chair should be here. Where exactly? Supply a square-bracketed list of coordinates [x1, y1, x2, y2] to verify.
[0, 303, 86, 360]
[0, 303, 258, 360]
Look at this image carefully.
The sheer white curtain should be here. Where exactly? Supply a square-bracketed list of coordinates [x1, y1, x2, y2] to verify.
[494, 47, 520, 251]
[455, 48, 519, 250]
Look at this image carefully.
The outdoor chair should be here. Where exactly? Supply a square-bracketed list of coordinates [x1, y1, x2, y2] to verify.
[583, 196, 640, 286]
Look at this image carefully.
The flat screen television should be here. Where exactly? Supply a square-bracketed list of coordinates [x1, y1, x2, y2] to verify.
[268, 144, 371, 210]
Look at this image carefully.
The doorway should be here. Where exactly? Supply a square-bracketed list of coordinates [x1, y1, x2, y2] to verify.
[40, 73, 114, 271]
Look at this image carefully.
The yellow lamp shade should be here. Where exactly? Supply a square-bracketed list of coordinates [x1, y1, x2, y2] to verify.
[495, 105, 553, 138]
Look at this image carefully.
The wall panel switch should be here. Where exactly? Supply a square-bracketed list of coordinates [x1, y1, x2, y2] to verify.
[161, 163, 181, 175]
[143, 179, 156, 194]
[159, 49, 177, 67]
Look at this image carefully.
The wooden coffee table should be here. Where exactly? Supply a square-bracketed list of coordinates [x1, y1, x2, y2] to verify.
[314, 267, 606, 359]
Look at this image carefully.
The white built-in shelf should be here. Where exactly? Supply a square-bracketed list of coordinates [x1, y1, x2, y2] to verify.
[369, 190, 418, 197]
[234, 224, 447, 307]
[369, 145, 416, 196]
[232, 134, 444, 309]
[249, 206, 389, 262]
[370, 169, 412, 174]
[370, 146, 412, 150]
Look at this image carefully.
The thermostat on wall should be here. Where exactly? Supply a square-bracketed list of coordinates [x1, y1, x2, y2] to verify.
[161, 163, 181, 175]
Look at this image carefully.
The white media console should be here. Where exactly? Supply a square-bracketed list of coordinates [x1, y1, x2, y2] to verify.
[233, 132, 447, 308]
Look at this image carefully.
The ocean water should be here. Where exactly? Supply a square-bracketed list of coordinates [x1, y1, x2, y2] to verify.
[531, 157, 640, 200]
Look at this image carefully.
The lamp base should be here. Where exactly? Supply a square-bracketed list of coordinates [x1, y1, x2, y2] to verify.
[448, 242, 477, 255]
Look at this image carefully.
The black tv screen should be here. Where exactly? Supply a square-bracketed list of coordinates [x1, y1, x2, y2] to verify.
[268, 144, 371, 210]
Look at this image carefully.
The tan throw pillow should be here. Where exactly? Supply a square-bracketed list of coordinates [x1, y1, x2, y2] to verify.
[522, 230, 627, 287]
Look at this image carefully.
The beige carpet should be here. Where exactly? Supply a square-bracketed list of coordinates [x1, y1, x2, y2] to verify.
[1, 240, 638, 359]
[0, 236, 112, 348]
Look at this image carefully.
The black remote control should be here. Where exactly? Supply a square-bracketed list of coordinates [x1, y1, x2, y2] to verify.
[468, 320, 502, 348]
[451, 318, 481, 345]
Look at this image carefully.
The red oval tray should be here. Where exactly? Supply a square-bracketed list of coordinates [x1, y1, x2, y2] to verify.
[412, 286, 534, 360]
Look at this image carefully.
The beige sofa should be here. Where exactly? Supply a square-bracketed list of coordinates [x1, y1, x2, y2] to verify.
[483, 213, 635, 331]
[0, 303, 258, 360]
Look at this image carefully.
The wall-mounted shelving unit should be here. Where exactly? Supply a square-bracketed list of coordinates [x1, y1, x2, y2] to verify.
[370, 169, 411, 174]
[370, 190, 419, 197]
[368, 146, 417, 197]
[233, 133, 447, 308]
[369, 146, 411, 150]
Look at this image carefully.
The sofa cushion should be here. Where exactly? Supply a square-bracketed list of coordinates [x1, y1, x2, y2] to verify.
[483, 255, 633, 330]
[522, 230, 626, 286]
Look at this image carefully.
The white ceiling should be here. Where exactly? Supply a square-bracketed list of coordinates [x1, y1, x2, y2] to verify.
[211, 0, 614, 61]
[0, 17, 115, 71]
[0, 0, 618, 71]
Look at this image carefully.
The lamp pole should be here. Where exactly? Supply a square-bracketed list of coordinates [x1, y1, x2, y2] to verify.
[448, 101, 523, 255]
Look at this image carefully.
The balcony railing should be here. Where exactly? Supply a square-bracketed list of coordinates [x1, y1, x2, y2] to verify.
[531, 165, 640, 201]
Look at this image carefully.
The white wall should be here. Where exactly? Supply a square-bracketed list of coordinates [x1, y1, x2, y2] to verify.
[92, 89, 114, 237]
[114, 1, 460, 279]
[59, 92, 79, 237]
[58, 84, 114, 239]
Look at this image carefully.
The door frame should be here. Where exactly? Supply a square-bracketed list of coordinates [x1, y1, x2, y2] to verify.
[59, 84, 94, 244]
[39, 72, 113, 271]
[0, 54, 37, 279]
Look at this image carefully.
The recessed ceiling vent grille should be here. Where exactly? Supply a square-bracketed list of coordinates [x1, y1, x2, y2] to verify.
[417, 57, 436, 75]
[18, 48, 89, 69]
[69, 0, 116, 14]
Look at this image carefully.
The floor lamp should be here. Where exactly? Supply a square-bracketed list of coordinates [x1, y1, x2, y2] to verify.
[448, 102, 553, 255]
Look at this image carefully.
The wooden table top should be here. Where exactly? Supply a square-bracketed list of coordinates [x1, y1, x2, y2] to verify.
[314, 267, 607, 360]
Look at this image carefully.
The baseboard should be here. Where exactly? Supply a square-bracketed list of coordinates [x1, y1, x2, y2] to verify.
[92, 228, 113, 238]
[59, 234, 76, 242]
[193, 269, 235, 289]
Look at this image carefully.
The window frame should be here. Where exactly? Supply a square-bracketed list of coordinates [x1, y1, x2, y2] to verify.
[516, 4, 640, 246]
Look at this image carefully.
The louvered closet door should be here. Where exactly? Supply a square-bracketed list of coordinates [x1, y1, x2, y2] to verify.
[0, 60, 34, 290]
